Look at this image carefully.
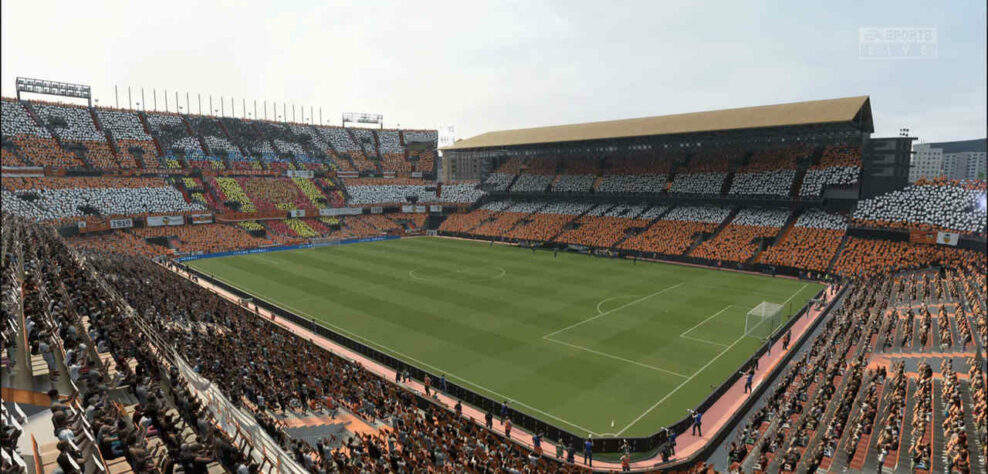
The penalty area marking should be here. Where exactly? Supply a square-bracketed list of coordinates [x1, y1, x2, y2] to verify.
[408, 265, 507, 283]
[595, 295, 642, 315]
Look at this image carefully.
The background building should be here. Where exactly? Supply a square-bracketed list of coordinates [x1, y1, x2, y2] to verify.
[911, 138, 987, 182]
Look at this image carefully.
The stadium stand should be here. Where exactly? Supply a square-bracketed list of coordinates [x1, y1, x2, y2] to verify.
[799, 145, 862, 197]
[689, 208, 790, 263]
[2, 176, 205, 221]
[32, 101, 121, 169]
[852, 179, 987, 236]
[346, 183, 484, 205]
[618, 205, 729, 256]
[4, 89, 987, 473]
[759, 210, 848, 272]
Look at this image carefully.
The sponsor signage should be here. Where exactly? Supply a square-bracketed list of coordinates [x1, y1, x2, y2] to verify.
[289, 209, 306, 218]
[429, 205, 442, 212]
[147, 215, 184, 227]
[191, 213, 213, 224]
[286, 170, 314, 178]
[319, 207, 362, 216]
[370, 207, 383, 214]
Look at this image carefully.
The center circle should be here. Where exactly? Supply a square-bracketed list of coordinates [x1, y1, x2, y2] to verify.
[409, 265, 506, 282]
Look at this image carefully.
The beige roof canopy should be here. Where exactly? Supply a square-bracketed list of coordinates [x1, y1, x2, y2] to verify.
[444, 96, 871, 151]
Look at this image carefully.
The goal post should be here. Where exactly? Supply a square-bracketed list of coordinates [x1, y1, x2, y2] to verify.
[744, 302, 783, 340]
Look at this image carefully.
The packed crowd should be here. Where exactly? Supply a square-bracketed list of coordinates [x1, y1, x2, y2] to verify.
[346, 183, 484, 205]
[67, 238, 587, 473]
[852, 181, 987, 236]
[726, 261, 986, 473]
[689, 208, 789, 263]
[759, 210, 848, 272]
[3, 98, 439, 177]
[2, 176, 205, 222]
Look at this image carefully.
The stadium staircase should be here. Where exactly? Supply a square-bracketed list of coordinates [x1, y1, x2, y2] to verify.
[830, 372, 881, 471]
[685, 207, 740, 256]
[371, 130, 382, 159]
[719, 171, 735, 195]
[91, 109, 126, 167]
[137, 111, 171, 168]
[789, 167, 807, 198]
[961, 380, 987, 472]
[751, 210, 801, 264]
[825, 233, 851, 274]
[809, 145, 825, 167]
[344, 127, 364, 159]
[181, 114, 218, 165]
[218, 118, 249, 167]
[930, 379, 945, 473]
[853, 378, 894, 471]
[610, 206, 674, 248]
[202, 179, 227, 210]
[546, 205, 599, 243]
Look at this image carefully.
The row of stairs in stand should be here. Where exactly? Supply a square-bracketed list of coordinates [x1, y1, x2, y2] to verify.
[136, 111, 172, 168]
[748, 209, 802, 264]
[685, 207, 740, 257]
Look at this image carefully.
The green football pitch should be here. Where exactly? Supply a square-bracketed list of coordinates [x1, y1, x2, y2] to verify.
[187, 236, 822, 437]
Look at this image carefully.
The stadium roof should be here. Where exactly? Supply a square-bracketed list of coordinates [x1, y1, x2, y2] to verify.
[444, 96, 872, 151]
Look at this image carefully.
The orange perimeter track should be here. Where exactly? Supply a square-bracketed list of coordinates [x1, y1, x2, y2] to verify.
[166, 261, 836, 472]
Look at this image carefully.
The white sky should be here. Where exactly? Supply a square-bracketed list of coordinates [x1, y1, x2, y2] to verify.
[2, 0, 985, 142]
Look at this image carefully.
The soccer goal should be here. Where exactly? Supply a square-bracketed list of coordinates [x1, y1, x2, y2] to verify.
[744, 302, 784, 340]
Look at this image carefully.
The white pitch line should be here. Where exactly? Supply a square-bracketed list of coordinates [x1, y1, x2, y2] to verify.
[615, 333, 748, 436]
[202, 272, 603, 437]
[544, 337, 689, 378]
[780, 283, 809, 307]
[680, 305, 736, 337]
[679, 334, 730, 348]
[542, 282, 685, 339]
[595, 295, 641, 315]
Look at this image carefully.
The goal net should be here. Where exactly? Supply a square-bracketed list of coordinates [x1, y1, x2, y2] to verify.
[744, 302, 783, 340]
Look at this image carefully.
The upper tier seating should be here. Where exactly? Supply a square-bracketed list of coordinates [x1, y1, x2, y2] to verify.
[95, 108, 151, 140]
[550, 174, 595, 193]
[484, 173, 515, 191]
[852, 181, 987, 235]
[33, 102, 105, 142]
[596, 174, 667, 194]
[33, 102, 121, 168]
[729, 169, 796, 196]
[2, 98, 52, 137]
[146, 112, 205, 158]
[800, 145, 862, 197]
[669, 172, 727, 195]
[2, 176, 204, 221]
[378, 129, 402, 154]
[510, 174, 553, 192]
[346, 183, 484, 205]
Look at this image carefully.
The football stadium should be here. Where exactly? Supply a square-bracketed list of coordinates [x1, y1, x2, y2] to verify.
[2, 2, 986, 474]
